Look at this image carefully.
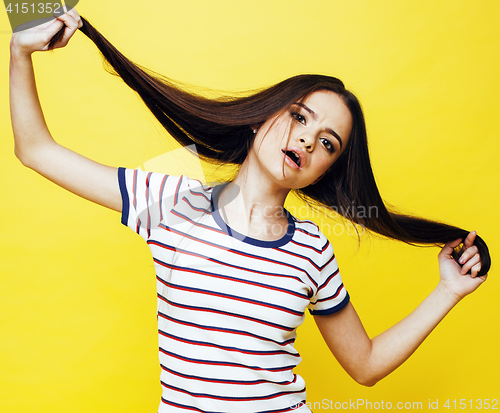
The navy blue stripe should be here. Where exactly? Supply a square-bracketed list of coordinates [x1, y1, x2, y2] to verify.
[159, 174, 168, 222]
[275, 246, 322, 271]
[255, 401, 308, 413]
[309, 292, 350, 316]
[147, 240, 304, 284]
[174, 175, 183, 205]
[160, 364, 295, 385]
[145, 172, 152, 238]
[158, 311, 295, 346]
[118, 167, 129, 226]
[315, 283, 344, 303]
[316, 269, 340, 292]
[294, 218, 318, 230]
[290, 238, 322, 253]
[320, 252, 336, 270]
[321, 239, 330, 251]
[295, 227, 320, 238]
[310, 283, 344, 305]
[188, 187, 211, 202]
[160, 380, 305, 401]
[158, 347, 296, 371]
[156, 273, 303, 316]
[169, 209, 224, 234]
[133, 169, 141, 234]
[157, 293, 296, 332]
[180, 196, 212, 213]
[161, 398, 217, 413]
[157, 223, 315, 285]
[133, 168, 138, 209]
[154, 257, 308, 301]
[158, 327, 299, 355]
[149, 239, 305, 286]
[160, 398, 304, 413]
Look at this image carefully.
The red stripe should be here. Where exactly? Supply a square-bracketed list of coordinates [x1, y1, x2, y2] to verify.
[189, 187, 210, 202]
[316, 268, 340, 292]
[160, 364, 296, 386]
[160, 379, 303, 402]
[132, 170, 140, 234]
[158, 312, 295, 346]
[274, 247, 321, 271]
[153, 255, 307, 301]
[132, 169, 137, 209]
[157, 293, 296, 332]
[315, 284, 345, 303]
[156, 276, 302, 316]
[158, 327, 298, 355]
[294, 218, 319, 230]
[320, 252, 336, 271]
[159, 175, 168, 222]
[160, 399, 206, 413]
[160, 397, 300, 413]
[180, 197, 211, 212]
[174, 175, 183, 205]
[158, 224, 315, 284]
[149, 239, 307, 288]
[146, 172, 152, 238]
[322, 239, 330, 252]
[169, 210, 226, 235]
[295, 227, 320, 238]
[158, 347, 294, 371]
[290, 239, 321, 253]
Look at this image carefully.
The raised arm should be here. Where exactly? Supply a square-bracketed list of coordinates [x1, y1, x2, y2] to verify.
[314, 232, 487, 387]
[9, 9, 121, 212]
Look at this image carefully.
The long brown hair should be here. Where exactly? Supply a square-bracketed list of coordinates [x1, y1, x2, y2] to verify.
[60, 17, 490, 275]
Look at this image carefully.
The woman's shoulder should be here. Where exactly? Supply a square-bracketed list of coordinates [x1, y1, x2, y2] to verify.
[288, 213, 321, 237]
[120, 167, 212, 192]
[288, 214, 331, 255]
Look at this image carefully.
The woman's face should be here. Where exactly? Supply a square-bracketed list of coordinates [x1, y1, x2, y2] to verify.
[248, 90, 353, 190]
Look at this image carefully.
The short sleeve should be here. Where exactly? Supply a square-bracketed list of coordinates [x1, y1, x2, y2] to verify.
[308, 234, 350, 316]
[118, 167, 188, 240]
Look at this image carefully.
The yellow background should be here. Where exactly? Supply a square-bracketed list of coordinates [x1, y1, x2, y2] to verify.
[1, 1, 498, 411]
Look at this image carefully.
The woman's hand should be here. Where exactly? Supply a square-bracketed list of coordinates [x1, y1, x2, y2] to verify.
[316, 231, 488, 386]
[437, 231, 488, 301]
[10, 8, 82, 57]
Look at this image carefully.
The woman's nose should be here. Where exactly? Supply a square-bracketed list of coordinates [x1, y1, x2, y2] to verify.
[299, 135, 315, 151]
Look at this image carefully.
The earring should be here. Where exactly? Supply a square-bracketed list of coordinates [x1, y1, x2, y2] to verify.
[253, 128, 257, 134]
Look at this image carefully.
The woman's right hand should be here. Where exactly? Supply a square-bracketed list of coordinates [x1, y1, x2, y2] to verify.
[10, 8, 83, 56]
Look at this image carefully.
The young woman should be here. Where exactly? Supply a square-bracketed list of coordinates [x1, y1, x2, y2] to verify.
[9, 9, 490, 413]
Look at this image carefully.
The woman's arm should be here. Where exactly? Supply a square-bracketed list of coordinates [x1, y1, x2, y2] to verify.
[314, 232, 487, 387]
[10, 9, 121, 211]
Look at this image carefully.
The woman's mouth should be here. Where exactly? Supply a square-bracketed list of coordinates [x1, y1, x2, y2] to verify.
[281, 148, 304, 169]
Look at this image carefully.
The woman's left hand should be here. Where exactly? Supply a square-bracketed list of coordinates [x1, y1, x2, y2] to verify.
[437, 231, 487, 300]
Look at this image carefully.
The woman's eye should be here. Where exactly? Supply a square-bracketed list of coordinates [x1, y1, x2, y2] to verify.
[320, 137, 335, 153]
[291, 112, 306, 124]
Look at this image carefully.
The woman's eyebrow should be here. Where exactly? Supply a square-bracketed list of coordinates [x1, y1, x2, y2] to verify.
[294, 102, 343, 148]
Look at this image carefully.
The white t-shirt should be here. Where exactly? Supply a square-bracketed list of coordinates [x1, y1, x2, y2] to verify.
[118, 168, 350, 413]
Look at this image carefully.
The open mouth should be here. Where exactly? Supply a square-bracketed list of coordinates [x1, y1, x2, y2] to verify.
[282, 149, 301, 167]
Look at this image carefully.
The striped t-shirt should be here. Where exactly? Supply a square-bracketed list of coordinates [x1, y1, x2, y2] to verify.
[118, 168, 350, 413]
